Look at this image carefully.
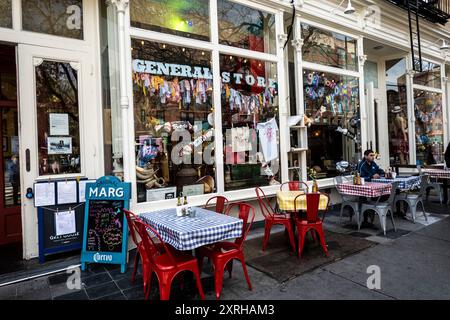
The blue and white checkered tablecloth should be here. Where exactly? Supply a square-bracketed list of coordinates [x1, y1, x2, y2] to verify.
[371, 176, 421, 190]
[139, 207, 243, 251]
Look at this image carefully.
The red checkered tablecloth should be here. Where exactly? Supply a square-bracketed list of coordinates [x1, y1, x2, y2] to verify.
[422, 169, 450, 179]
[336, 182, 392, 198]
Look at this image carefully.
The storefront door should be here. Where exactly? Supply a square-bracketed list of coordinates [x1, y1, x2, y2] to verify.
[17, 45, 96, 259]
[0, 45, 21, 247]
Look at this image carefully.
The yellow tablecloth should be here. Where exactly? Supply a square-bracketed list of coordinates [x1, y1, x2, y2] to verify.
[276, 191, 329, 211]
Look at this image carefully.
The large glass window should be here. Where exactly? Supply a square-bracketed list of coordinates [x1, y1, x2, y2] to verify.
[22, 0, 83, 39]
[218, 0, 276, 54]
[221, 54, 280, 190]
[0, 0, 12, 28]
[35, 61, 81, 176]
[132, 40, 215, 202]
[414, 90, 444, 165]
[130, 0, 210, 41]
[386, 58, 409, 166]
[413, 60, 441, 89]
[303, 70, 360, 179]
[301, 24, 358, 71]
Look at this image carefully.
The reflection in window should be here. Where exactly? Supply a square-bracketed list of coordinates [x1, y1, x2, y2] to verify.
[221, 54, 280, 191]
[0, 0, 12, 28]
[2, 108, 20, 206]
[413, 60, 441, 89]
[414, 90, 444, 165]
[218, 0, 276, 54]
[35, 61, 81, 175]
[301, 24, 358, 71]
[386, 58, 409, 166]
[22, 0, 83, 39]
[304, 70, 360, 179]
[130, 0, 210, 41]
[132, 40, 215, 202]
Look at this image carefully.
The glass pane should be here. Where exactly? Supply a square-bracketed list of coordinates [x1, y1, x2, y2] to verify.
[220, 54, 280, 191]
[218, 0, 276, 54]
[0, 0, 12, 28]
[413, 60, 441, 89]
[2, 108, 20, 206]
[130, 0, 210, 41]
[414, 90, 444, 165]
[36, 61, 81, 175]
[301, 24, 358, 71]
[304, 70, 361, 179]
[22, 0, 83, 39]
[132, 39, 215, 203]
[386, 58, 409, 166]
[364, 61, 378, 88]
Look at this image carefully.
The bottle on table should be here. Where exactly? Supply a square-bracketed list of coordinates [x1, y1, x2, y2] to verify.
[312, 180, 319, 193]
[177, 196, 182, 206]
[183, 195, 188, 205]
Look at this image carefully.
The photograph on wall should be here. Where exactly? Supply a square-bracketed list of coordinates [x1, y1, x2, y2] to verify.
[48, 137, 73, 155]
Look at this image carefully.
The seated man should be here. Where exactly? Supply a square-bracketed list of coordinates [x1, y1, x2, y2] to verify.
[359, 149, 385, 182]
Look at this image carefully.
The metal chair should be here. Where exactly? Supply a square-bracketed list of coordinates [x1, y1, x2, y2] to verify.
[280, 181, 309, 192]
[334, 176, 362, 230]
[395, 175, 428, 223]
[360, 181, 399, 236]
[418, 165, 443, 204]
[204, 196, 229, 214]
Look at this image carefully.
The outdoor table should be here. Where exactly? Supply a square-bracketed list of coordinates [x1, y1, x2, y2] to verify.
[276, 191, 328, 212]
[422, 169, 450, 203]
[371, 176, 421, 191]
[139, 207, 243, 251]
[336, 182, 392, 198]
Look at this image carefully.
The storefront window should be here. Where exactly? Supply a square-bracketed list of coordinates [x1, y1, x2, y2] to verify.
[386, 58, 409, 166]
[130, 0, 210, 42]
[0, 0, 12, 28]
[218, 0, 276, 54]
[22, 0, 83, 39]
[132, 40, 215, 202]
[303, 70, 360, 179]
[221, 54, 280, 191]
[35, 61, 81, 176]
[414, 90, 444, 165]
[413, 60, 441, 89]
[301, 24, 358, 71]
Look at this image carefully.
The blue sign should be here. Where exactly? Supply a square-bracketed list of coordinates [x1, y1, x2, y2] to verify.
[81, 176, 131, 273]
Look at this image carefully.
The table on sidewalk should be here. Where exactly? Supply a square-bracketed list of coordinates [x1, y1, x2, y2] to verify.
[276, 191, 329, 212]
[335, 182, 392, 198]
[139, 207, 243, 251]
[422, 169, 450, 204]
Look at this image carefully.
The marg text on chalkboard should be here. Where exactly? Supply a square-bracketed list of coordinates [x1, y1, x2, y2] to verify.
[81, 176, 131, 273]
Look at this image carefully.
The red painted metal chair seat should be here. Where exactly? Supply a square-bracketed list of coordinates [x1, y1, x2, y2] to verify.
[255, 187, 296, 252]
[197, 202, 255, 300]
[294, 193, 330, 258]
[134, 218, 205, 300]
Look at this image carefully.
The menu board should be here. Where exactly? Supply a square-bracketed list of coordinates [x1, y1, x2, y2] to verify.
[86, 200, 124, 253]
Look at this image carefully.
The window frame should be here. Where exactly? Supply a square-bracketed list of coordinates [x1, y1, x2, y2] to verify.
[125, 0, 288, 209]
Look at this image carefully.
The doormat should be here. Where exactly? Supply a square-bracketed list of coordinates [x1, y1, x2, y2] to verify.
[244, 230, 376, 283]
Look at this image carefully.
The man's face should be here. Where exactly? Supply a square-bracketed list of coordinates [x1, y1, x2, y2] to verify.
[365, 153, 375, 162]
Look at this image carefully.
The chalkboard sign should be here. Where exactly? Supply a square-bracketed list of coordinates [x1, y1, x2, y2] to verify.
[81, 176, 131, 273]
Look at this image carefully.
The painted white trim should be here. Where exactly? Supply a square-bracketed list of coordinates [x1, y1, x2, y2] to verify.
[302, 61, 361, 78]
[412, 84, 444, 94]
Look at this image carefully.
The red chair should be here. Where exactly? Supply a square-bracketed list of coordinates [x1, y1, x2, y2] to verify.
[204, 196, 229, 214]
[280, 181, 309, 192]
[134, 218, 205, 300]
[294, 193, 330, 258]
[255, 187, 296, 252]
[196, 202, 255, 300]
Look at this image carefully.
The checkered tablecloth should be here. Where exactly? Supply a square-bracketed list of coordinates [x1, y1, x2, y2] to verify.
[336, 182, 392, 198]
[276, 191, 328, 211]
[422, 169, 450, 179]
[372, 176, 421, 190]
[139, 207, 243, 251]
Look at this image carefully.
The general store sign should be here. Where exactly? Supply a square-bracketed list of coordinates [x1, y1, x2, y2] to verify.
[132, 59, 276, 88]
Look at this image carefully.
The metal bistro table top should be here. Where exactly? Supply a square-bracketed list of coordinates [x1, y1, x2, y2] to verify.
[139, 207, 243, 251]
[422, 168, 450, 179]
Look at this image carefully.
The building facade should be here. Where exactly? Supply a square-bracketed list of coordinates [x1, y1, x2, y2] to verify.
[0, 0, 449, 260]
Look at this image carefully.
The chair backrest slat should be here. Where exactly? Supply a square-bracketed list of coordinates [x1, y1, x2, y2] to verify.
[226, 202, 255, 249]
[306, 193, 321, 223]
